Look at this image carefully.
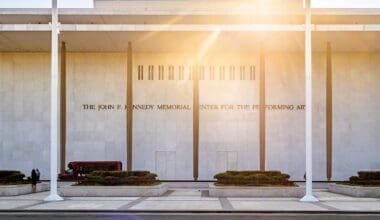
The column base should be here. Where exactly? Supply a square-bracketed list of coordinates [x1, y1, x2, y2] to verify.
[300, 194, 319, 202]
[44, 193, 64, 201]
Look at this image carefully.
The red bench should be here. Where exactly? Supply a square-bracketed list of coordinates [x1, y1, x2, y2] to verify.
[59, 161, 122, 180]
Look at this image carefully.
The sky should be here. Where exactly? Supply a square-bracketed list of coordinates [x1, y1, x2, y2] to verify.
[0, 0, 93, 8]
[311, 0, 380, 8]
[0, 0, 379, 9]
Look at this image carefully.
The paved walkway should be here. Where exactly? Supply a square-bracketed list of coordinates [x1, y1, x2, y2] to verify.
[0, 188, 380, 212]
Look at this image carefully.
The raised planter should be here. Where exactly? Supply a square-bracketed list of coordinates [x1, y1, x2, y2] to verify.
[209, 183, 305, 197]
[58, 183, 168, 197]
[0, 183, 49, 196]
[328, 183, 380, 198]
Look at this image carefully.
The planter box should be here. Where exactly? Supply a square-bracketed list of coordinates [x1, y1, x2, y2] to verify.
[209, 183, 305, 197]
[328, 183, 380, 198]
[58, 183, 168, 197]
[0, 183, 49, 196]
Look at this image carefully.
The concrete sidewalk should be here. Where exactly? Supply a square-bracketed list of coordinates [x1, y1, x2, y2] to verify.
[0, 188, 379, 212]
[0, 185, 379, 219]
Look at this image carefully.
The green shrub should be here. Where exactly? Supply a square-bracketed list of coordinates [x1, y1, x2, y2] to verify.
[78, 170, 159, 186]
[214, 170, 295, 186]
[6, 173, 25, 181]
[0, 170, 27, 185]
[345, 171, 380, 186]
[349, 176, 360, 182]
[0, 170, 25, 181]
[357, 171, 380, 180]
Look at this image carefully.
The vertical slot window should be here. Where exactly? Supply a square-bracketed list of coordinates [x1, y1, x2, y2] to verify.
[159, 65, 164, 80]
[168, 65, 174, 80]
[229, 65, 235, 80]
[148, 65, 154, 80]
[138, 65, 144, 80]
[199, 66, 205, 80]
[188, 66, 193, 80]
[250, 65, 255, 80]
[209, 66, 215, 80]
[179, 65, 184, 80]
[240, 65, 245, 80]
[191, 65, 198, 80]
[219, 66, 225, 80]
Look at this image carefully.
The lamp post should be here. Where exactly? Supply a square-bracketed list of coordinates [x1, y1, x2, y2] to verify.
[44, 0, 63, 202]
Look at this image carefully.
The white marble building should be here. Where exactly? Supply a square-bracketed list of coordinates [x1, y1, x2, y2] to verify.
[0, 0, 380, 181]
[1, 51, 380, 180]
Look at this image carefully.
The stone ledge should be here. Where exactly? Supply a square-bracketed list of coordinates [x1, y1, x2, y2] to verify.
[0, 183, 49, 196]
[58, 183, 168, 197]
[328, 183, 380, 198]
[209, 183, 305, 197]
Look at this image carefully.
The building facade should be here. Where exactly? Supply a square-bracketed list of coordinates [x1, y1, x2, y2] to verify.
[0, 0, 379, 181]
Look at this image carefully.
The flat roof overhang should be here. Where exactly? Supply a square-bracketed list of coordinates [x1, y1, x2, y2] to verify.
[1, 8, 380, 24]
[0, 30, 380, 52]
[1, 6, 380, 53]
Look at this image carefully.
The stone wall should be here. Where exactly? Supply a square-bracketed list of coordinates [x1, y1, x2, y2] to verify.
[133, 53, 193, 180]
[265, 52, 326, 180]
[332, 53, 380, 179]
[66, 53, 127, 167]
[0, 52, 379, 180]
[0, 53, 50, 179]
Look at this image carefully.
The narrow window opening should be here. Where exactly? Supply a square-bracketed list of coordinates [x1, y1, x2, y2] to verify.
[138, 65, 144, 80]
[159, 65, 164, 80]
[148, 65, 154, 80]
[179, 65, 184, 80]
[168, 65, 174, 80]
[250, 65, 256, 80]
[209, 66, 215, 80]
[220, 66, 225, 80]
[240, 65, 245, 80]
[199, 66, 205, 80]
[229, 65, 235, 80]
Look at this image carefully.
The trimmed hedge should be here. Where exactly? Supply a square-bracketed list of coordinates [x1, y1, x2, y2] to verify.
[357, 171, 380, 180]
[0, 170, 27, 185]
[77, 170, 159, 186]
[347, 171, 380, 186]
[214, 170, 295, 186]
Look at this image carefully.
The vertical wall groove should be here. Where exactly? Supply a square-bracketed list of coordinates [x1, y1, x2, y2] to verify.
[259, 45, 266, 171]
[193, 66, 199, 180]
[127, 42, 133, 171]
[326, 42, 333, 180]
[60, 41, 66, 173]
